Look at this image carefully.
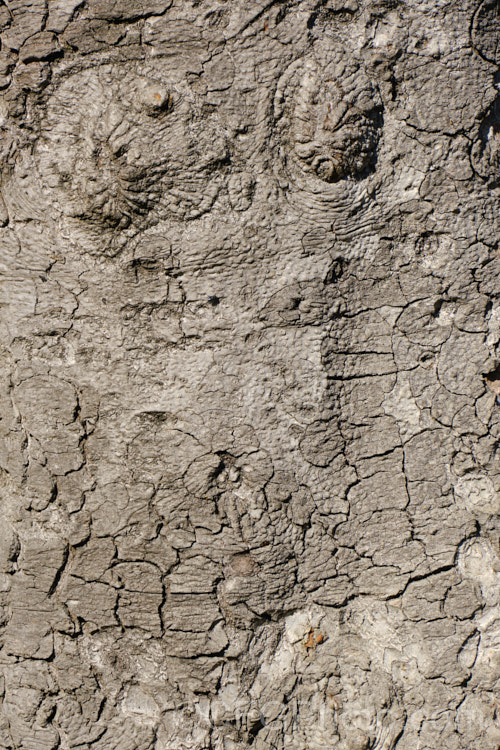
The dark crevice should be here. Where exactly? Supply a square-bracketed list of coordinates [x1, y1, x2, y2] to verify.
[47, 545, 69, 597]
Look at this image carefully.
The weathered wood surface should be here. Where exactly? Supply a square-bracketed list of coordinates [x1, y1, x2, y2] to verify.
[0, 1, 499, 748]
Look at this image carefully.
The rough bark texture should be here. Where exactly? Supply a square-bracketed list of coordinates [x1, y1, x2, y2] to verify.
[0, 1, 499, 748]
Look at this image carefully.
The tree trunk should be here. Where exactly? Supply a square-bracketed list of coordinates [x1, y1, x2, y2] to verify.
[0, 1, 499, 748]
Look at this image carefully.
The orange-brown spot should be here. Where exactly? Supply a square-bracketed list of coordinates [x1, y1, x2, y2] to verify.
[304, 628, 325, 651]
[304, 628, 315, 650]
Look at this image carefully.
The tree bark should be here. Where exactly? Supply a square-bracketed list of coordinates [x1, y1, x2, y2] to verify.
[0, 1, 499, 748]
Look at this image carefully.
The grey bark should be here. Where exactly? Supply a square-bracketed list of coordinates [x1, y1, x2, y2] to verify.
[0, 1, 499, 748]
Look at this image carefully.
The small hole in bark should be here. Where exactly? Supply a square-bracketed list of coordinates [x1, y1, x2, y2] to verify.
[484, 364, 500, 396]
[431, 299, 444, 317]
[419, 351, 434, 365]
[248, 718, 265, 740]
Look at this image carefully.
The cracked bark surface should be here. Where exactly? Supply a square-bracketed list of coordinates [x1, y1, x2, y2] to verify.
[0, 1, 499, 748]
